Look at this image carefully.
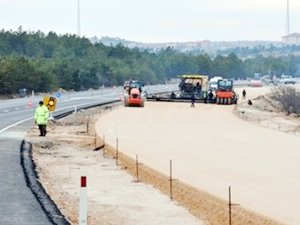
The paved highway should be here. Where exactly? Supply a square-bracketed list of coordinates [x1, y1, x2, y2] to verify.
[0, 87, 123, 225]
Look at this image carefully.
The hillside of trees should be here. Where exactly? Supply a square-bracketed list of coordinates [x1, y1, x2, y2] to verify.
[0, 28, 299, 95]
[216, 45, 300, 59]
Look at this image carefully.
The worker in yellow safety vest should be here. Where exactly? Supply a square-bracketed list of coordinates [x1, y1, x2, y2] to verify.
[34, 101, 49, 136]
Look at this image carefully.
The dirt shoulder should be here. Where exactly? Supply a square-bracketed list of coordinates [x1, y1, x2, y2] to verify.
[25, 105, 203, 225]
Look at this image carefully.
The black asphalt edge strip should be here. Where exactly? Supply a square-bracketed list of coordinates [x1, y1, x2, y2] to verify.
[20, 140, 70, 225]
[20, 99, 121, 225]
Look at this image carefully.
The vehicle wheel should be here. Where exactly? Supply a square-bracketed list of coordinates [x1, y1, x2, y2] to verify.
[124, 99, 129, 107]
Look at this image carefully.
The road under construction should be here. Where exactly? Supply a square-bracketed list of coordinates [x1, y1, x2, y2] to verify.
[95, 85, 300, 225]
[20, 83, 300, 225]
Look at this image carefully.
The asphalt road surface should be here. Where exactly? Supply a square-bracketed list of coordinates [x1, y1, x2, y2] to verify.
[0, 87, 123, 225]
[0, 120, 52, 225]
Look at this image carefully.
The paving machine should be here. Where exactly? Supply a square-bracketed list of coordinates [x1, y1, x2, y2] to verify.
[146, 75, 209, 102]
[178, 75, 208, 99]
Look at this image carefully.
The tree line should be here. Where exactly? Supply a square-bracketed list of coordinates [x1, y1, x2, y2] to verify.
[0, 28, 299, 95]
[216, 44, 300, 59]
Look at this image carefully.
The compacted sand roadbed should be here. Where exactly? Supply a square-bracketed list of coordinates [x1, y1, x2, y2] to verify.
[96, 87, 300, 225]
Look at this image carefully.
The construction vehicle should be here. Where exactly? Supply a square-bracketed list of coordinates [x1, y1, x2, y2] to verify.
[124, 80, 145, 107]
[124, 80, 143, 93]
[215, 79, 237, 104]
[208, 76, 223, 91]
[146, 75, 208, 102]
[179, 75, 208, 99]
[279, 75, 296, 85]
[249, 79, 263, 87]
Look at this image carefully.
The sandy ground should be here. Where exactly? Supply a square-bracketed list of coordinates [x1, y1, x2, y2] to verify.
[26, 108, 203, 225]
[26, 85, 300, 225]
[96, 86, 300, 225]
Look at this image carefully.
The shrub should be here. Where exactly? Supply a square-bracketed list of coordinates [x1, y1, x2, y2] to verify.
[271, 85, 300, 115]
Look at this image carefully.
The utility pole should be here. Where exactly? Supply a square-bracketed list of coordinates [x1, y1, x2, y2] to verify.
[286, 0, 290, 35]
[77, 0, 81, 37]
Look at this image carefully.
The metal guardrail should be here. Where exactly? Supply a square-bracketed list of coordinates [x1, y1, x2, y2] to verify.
[53, 99, 120, 120]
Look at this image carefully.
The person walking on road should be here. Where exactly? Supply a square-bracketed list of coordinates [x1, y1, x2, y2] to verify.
[242, 89, 246, 99]
[191, 93, 195, 107]
[34, 101, 49, 136]
[208, 90, 214, 103]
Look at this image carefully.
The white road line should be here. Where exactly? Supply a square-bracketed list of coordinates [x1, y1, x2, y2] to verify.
[0, 117, 33, 134]
[0, 101, 115, 134]
[0, 105, 93, 135]
[0, 105, 82, 135]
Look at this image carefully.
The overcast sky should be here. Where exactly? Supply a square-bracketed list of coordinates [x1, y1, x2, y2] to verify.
[0, 0, 299, 43]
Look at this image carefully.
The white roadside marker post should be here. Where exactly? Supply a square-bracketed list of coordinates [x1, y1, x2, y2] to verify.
[79, 176, 88, 225]
[49, 112, 54, 121]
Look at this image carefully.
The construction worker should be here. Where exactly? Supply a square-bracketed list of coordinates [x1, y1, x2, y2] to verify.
[203, 91, 208, 104]
[242, 89, 246, 99]
[34, 101, 49, 136]
[208, 90, 214, 103]
[191, 93, 195, 107]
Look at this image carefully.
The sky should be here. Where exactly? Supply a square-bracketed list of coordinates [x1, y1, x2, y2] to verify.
[0, 0, 300, 43]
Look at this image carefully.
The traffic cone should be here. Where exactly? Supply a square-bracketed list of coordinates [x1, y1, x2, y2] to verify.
[27, 99, 33, 108]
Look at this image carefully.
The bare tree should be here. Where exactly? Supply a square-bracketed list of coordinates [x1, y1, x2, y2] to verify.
[271, 86, 300, 115]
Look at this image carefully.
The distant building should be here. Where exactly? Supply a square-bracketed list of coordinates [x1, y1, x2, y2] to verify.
[282, 33, 300, 45]
[199, 40, 211, 48]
